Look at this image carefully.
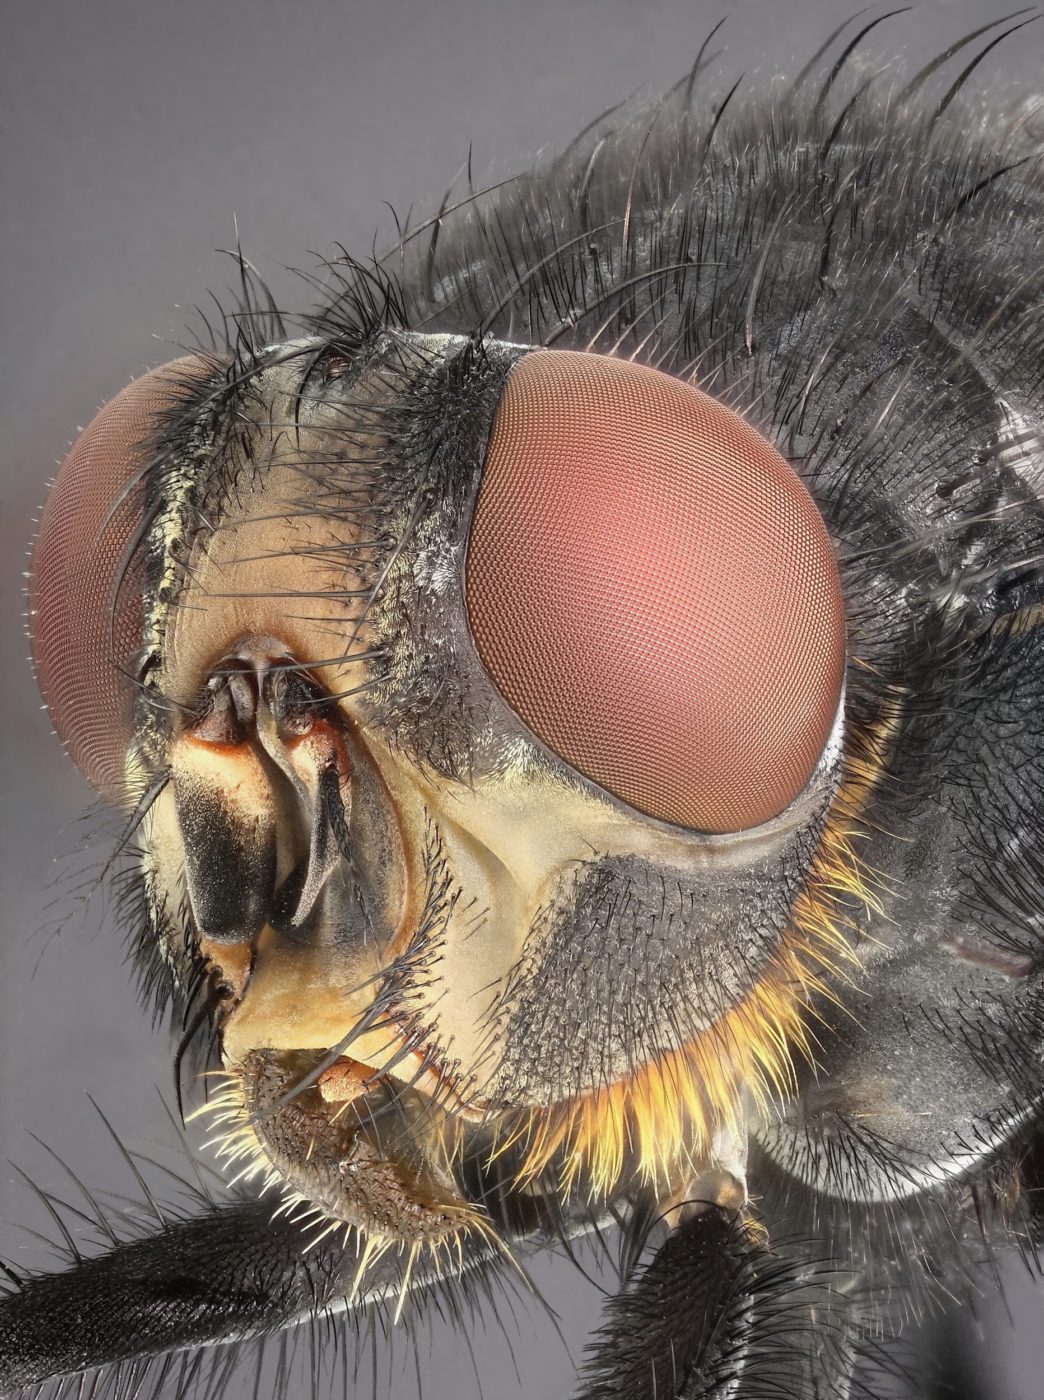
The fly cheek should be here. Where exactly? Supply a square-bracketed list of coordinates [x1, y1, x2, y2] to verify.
[464, 350, 846, 834]
[28, 357, 218, 803]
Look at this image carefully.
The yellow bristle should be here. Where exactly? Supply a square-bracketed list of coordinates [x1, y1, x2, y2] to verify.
[496, 712, 895, 1199]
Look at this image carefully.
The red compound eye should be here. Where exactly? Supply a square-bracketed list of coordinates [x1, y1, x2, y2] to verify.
[28, 357, 214, 801]
[465, 351, 846, 833]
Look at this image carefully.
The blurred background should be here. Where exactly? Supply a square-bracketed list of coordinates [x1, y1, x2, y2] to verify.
[2, 2, 1043, 1395]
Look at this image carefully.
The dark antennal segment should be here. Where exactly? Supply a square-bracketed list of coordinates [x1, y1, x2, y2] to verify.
[8, 12, 1044, 1400]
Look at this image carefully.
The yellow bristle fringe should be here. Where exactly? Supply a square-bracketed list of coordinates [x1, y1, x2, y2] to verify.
[494, 706, 900, 1200]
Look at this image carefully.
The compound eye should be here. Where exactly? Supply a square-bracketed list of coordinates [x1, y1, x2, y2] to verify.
[465, 351, 846, 833]
[28, 357, 215, 801]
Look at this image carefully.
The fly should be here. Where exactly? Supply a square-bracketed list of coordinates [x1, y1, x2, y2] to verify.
[4, 16, 1044, 1400]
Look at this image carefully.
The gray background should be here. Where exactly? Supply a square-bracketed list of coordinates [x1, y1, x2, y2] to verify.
[2, 2, 1043, 1396]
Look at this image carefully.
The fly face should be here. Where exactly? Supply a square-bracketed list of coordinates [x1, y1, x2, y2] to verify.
[29, 317, 850, 1242]
[15, 29, 1044, 1397]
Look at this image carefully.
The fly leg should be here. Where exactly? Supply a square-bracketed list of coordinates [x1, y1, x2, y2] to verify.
[573, 1204, 854, 1400]
[0, 1197, 505, 1393]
